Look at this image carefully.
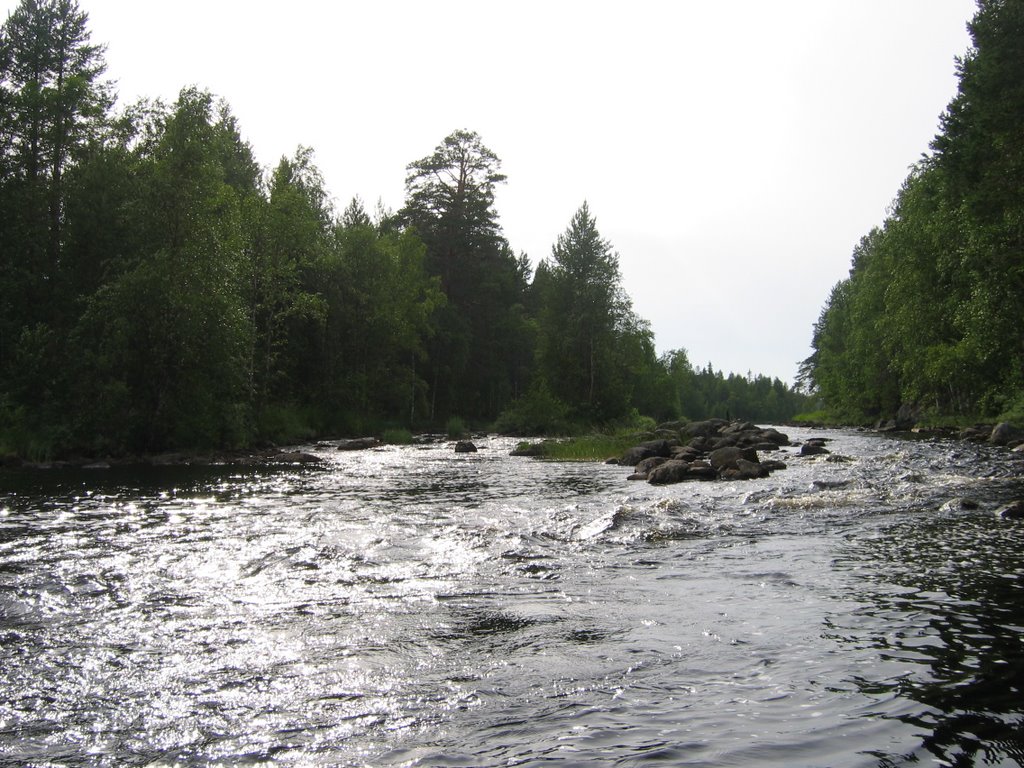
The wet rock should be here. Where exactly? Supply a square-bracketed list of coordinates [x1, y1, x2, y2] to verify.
[272, 451, 320, 464]
[670, 446, 700, 462]
[682, 419, 729, 439]
[337, 437, 379, 451]
[959, 426, 992, 442]
[990, 422, 1021, 446]
[687, 462, 718, 480]
[895, 402, 919, 430]
[647, 460, 694, 485]
[814, 479, 852, 490]
[997, 501, 1024, 520]
[800, 443, 830, 456]
[620, 419, 791, 485]
[735, 458, 768, 480]
[454, 441, 478, 453]
[940, 497, 980, 512]
[758, 428, 790, 446]
[635, 456, 670, 475]
[709, 446, 758, 471]
[620, 439, 673, 467]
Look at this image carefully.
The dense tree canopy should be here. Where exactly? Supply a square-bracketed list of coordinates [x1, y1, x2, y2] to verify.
[802, 0, 1024, 424]
[0, 0, 809, 459]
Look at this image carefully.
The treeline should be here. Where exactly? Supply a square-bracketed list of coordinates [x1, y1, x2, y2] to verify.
[801, 0, 1024, 424]
[0, 0, 808, 458]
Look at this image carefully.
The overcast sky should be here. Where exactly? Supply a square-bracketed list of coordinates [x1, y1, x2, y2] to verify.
[4, 0, 978, 383]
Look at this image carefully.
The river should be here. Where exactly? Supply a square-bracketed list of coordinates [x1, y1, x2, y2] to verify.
[1, 427, 1022, 767]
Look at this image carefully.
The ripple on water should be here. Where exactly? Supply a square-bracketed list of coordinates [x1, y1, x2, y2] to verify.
[0, 431, 1023, 765]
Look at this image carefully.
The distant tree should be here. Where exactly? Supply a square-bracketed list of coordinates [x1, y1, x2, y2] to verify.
[537, 202, 635, 421]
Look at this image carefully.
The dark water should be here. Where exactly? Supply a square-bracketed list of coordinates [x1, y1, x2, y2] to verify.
[0, 428, 1022, 767]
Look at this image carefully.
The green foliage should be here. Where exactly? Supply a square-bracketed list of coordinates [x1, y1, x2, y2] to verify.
[492, 381, 570, 435]
[0, 7, 814, 459]
[804, 1, 1024, 423]
[256, 404, 318, 445]
[381, 428, 413, 445]
[445, 416, 468, 439]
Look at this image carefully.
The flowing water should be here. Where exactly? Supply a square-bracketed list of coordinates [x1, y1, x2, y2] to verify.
[1, 428, 1022, 767]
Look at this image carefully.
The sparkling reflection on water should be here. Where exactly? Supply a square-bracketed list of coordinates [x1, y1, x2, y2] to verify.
[0, 429, 1022, 766]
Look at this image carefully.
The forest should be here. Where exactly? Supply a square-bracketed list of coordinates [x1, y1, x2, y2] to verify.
[0, 0, 809, 459]
[800, 0, 1024, 426]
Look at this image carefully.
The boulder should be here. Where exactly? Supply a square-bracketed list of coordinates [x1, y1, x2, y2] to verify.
[800, 443, 830, 456]
[670, 446, 700, 462]
[620, 439, 672, 466]
[895, 402, 919, 430]
[959, 426, 991, 442]
[647, 460, 694, 485]
[454, 441, 478, 453]
[272, 451, 320, 463]
[635, 455, 670, 475]
[682, 419, 728, 439]
[687, 462, 718, 480]
[722, 421, 758, 435]
[758, 427, 790, 446]
[990, 422, 1021, 446]
[735, 458, 768, 480]
[709, 446, 758, 471]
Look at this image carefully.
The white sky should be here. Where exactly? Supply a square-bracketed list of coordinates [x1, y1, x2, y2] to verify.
[4, 0, 978, 383]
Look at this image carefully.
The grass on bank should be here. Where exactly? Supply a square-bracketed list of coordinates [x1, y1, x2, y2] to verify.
[513, 430, 648, 462]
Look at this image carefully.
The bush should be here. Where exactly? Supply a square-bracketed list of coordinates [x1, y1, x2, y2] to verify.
[997, 392, 1024, 427]
[381, 428, 413, 444]
[445, 416, 468, 439]
[492, 382, 570, 435]
[257, 404, 318, 444]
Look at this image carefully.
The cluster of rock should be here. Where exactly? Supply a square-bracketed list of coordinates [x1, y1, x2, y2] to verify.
[958, 422, 1024, 450]
[614, 419, 791, 485]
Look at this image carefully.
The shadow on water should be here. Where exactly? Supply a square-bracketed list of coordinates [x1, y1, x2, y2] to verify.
[831, 510, 1024, 766]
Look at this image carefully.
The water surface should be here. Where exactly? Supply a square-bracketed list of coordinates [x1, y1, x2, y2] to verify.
[1, 428, 1022, 766]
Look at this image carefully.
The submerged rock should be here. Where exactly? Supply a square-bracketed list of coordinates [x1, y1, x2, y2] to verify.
[272, 451, 321, 464]
[997, 501, 1024, 520]
[800, 441, 830, 456]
